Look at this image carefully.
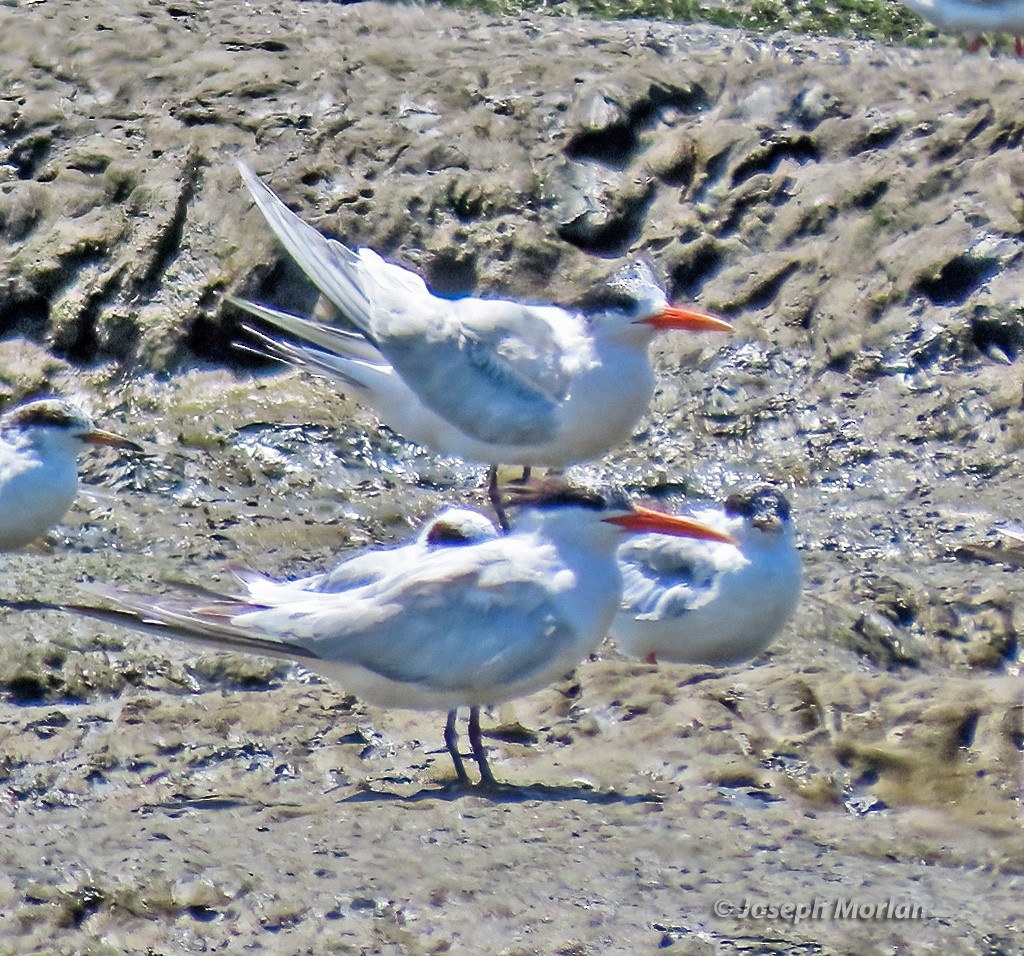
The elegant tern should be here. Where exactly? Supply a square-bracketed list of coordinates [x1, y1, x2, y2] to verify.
[0, 398, 141, 551]
[229, 162, 732, 523]
[611, 486, 800, 666]
[229, 505, 499, 772]
[70, 481, 735, 786]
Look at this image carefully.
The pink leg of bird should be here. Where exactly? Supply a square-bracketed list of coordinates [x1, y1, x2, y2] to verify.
[644, 651, 658, 664]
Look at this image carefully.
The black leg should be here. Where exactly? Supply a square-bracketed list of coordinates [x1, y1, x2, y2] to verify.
[444, 708, 470, 785]
[487, 465, 510, 533]
[468, 706, 497, 786]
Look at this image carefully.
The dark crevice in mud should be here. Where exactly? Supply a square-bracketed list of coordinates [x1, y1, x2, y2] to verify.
[963, 110, 994, 145]
[730, 135, 820, 188]
[566, 126, 638, 170]
[671, 241, 724, 300]
[656, 143, 696, 188]
[8, 133, 52, 181]
[849, 122, 903, 155]
[717, 179, 788, 237]
[565, 82, 710, 170]
[645, 81, 712, 118]
[916, 254, 998, 307]
[183, 284, 262, 367]
[222, 38, 290, 53]
[850, 179, 888, 211]
[0, 294, 50, 339]
[55, 299, 101, 364]
[427, 250, 478, 298]
[930, 137, 970, 163]
[67, 886, 109, 928]
[989, 123, 1024, 153]
[137, 155, 202, 299]
[187, 905, 221, 922]
[736, 261, 801, 311]
[50, 262, 131, 363]
[969, 308, 1024, 362]
[825, 350, 854, 373]
[1008, 711, 1024, 751]
[689, 146, 731, 206]
[796, 300, 817, 330]
[2, 674, 65, 706]
[952, 710, 980, 751]
[185, 313, 263, 368]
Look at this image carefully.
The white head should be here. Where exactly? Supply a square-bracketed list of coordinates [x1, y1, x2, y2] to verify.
[578, 259, 733, 344]
[0, 398, 141, 457]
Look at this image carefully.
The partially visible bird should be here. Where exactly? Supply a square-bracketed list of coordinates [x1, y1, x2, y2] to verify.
[229, 162, 732, 524]
[896, 0, 1024, 55]
[610, 486, 800, 666]
[230, 505, 498, 605]
[69, 480, 735, 787]
[0, 398, 142, 551]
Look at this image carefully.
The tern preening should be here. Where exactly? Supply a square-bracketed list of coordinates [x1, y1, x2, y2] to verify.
[0, 398, 141, 551]
[229, 162, 732, 524]
[896, 0, 1024, 54]
[69, 481, 735, 787]
[611, 486, 801, 666]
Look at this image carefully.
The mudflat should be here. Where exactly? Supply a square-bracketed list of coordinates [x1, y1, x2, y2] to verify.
[0, 1, 1021, 952]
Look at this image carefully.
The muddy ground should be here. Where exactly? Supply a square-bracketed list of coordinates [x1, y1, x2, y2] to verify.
[0, 0, 1022, 953]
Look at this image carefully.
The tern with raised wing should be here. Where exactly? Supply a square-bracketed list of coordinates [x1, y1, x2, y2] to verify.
[611, 486, 801, 666]
[70, 481, 735, 786]
[0, 398, 141, 551]
[229, 162, 732, 524]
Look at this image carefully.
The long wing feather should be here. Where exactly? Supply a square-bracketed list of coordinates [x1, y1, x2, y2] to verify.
[239, 323, 391, 395]
[228, 296, 388, 366]
[70, 584, 322, 664]
[239, 162, 391, 338]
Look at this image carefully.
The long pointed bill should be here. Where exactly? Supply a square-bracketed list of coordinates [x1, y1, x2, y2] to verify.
[83, 429, 144, 452]
[639, 305, 733, 334]
[604, 504, 737, 545]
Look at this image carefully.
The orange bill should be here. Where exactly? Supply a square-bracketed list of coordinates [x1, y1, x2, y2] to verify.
[83, 429, 144, 452]
[604, 504, 737, 545]
[639, 305, 733, 333]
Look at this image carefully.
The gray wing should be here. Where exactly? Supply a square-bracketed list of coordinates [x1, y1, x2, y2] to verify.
[618, 537, 726, 619]
[273, 561, 584, 694]
[78, 553, 588, 698]
[382, 315, 571, 446]
[315, 545, 415, 593]
[229, 296, 388, 367]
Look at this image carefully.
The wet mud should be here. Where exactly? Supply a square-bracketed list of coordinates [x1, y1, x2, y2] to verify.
[0, 1, 1022, 953]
